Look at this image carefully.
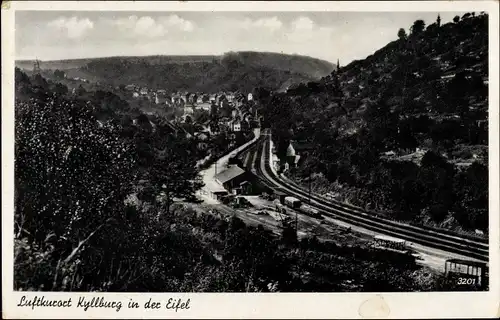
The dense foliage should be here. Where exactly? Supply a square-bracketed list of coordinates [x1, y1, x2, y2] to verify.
[261, 13, 488, 233]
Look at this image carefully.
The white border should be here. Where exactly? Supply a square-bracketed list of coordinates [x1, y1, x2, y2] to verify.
[2, 1, 499, 319]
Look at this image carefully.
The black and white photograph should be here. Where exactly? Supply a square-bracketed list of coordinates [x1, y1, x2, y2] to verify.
[2, 0, 500, 318]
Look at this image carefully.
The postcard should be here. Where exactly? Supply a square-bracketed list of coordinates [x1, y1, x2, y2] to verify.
[2, 1, 499, 318]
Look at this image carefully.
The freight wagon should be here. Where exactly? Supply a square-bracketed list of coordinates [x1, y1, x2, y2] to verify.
[276, 195, 323, 219]
[284, 196, 301, 209]
[300, 204, 323, 219]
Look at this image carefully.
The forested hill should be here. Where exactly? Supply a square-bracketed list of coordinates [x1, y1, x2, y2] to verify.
[260, 12, 489, 233]
[334, 12, 488, 118]
[15, 51, 335, 93]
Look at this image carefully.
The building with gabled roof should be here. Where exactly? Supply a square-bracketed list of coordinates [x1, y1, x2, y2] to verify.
[214, 165, 256, 195]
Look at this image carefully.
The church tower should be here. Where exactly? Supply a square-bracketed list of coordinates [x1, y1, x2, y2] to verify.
[33, 59, 41, 75]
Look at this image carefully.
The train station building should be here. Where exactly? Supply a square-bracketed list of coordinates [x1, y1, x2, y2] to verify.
[215, 165, 257, 195]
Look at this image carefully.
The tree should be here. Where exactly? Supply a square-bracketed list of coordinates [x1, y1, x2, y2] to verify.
[53, 83, 69, 95]
[453, 162, 488, 231]
[142, 131, 204, 214]
[53, 69, 65, 80]
[397, 28, 408, 40]
[76, 84, 86, 96]
[410, 20, 426, 35]
[462, 13, 472, 20]
[437, 14, 441, 27]
[453, 15, 460, 23]
[419, 151, 456, 222]
[15, 90, 138, 290]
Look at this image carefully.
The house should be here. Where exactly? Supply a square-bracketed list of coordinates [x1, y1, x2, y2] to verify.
[231, 120, 241, 132]
[214, 165, 255, 195]
[183, 105, 195, 116]
[133, 92, 139, 98]
[154, 93, 168, 105]
[248, 93, 253, 101]
[140, 88, 148, 95]
[157, 89, 167, 95]
[231, 108, 241, 119]
[125, 84, 135, 91]
[197, 102, 212, 111]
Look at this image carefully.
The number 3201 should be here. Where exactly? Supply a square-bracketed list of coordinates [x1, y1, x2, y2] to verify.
[458, 278, 476, 285]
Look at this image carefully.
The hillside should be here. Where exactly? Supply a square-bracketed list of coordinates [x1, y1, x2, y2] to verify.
[15, 51, 335, 93]
[260, 12, 489, 233]
[15, 68, 465, 293]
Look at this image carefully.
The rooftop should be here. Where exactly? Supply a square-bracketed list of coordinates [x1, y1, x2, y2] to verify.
[215, 165, 247, 184]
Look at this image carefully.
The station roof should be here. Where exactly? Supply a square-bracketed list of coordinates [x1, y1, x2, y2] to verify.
[212, 190, 228, 195]
[215, 165, 246, 184]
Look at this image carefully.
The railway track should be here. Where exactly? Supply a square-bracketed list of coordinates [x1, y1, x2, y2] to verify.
[239, 132, 489, 263]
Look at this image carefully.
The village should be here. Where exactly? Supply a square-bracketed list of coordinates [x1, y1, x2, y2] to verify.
[124, 84, 259, 137]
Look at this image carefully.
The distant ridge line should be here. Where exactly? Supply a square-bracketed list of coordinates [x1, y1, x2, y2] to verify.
[16, 51, 335, 65]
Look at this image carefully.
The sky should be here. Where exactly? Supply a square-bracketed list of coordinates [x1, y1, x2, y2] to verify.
[15, 11, 467, 64]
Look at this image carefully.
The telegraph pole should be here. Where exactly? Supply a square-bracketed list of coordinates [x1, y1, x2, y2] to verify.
[295, 210, 298, 236]
[33, 59, 41, 75]
[308, 166, 312, 204]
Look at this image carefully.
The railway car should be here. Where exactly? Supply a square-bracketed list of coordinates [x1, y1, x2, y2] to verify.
[274, 191, 287, 204]
[300, 204, 323, 219]
[284, 196, 301, 209]
[445, 259, 487, 288]
[373, 235, 409, 253]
